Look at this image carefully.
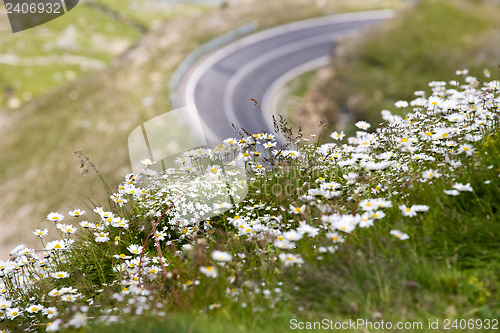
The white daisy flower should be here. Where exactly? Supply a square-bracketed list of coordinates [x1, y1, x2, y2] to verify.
[211, 250, 232, 262]
[422, 169, 442, 180]
[330, 131, 345, 140]
[51, 271, 69, 279]
[200, 266, 218, 278]
[399, 204, 417, 217]
[453, 182, 473, 192]
[127, 244, 143, 255]
[140, 159, 156, 166]
[47, 212, 64, 222]
[6, 307, 21, 319]
[79, 221, 96, 229]
[355, 121, 371, 130]
[458, 144, 475, 156]
[43, 306, 58, 319]
[274, 238, 295, 249]
[94, 232, 110, 243]
[26, 304, 43, 313]
[326, 232, 344, 243]
[289, 204, 306, 215]
[69, 209, 85, 217]
[278, 253, 304, 266]
[395, 100, 409, 108]
[46, 240, 66, 251]
[444, 189, 460, 196]
[390, 230, 409, 240]
[33, 228, 48, 238]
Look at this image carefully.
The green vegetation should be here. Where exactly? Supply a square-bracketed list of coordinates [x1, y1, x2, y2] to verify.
[1, 73, 499, 332]
[0, 0, 211, 108]
[1, 1, 498, 332]
[0, 0, 400, 258]
[299, 0, 500, 132]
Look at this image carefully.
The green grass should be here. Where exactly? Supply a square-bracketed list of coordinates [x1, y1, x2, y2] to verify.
[0, 1, 134, 107]
[0, 0, 402, 257]
[1, 2, 498, 330]
[53, 111, 500, 333]
[0, 0, 207, 108]
[1, 74, 498, 332]
[89, 125, 498, 333]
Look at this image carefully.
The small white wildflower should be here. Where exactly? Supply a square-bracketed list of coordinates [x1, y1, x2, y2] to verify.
[94, 232, 110, 243]
[127, 244, 143, 255]
[79, 221, 96, 229]
[46, 320, 62, 332]
[140, 159, 156, 166]
[458, 144, 475, 156]
[283, 230, 303, 242]
[67, 312, 87, 328]
[43, 306, 58, 319]
[330, 131, 345, 140]
[289, 204, 306, 215]
[355, 121, 371, 130]
[390, 230, 409, 240]
[453, 183, 473, 192]
[69, 209, 85, 217]
[33, 228, 48, 238]
[399, 204, 417, 217]
[422, 169, 442, 180]
[51, 271, 69, 279]
[46, 240, 66, 251]
[26, 304, 44, 313]
[211, 250, 232, 262]
[395, 100, 409, 108]
[444, 189, 460, 196]
[326, 232, 344, 243]
[47, 212, 64, 222]
[6, 307, 21, 319]
[278, 253, 304, 266]
[200, 266, 218, 278]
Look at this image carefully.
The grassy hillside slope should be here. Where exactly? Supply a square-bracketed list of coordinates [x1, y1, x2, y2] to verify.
[297, 0, 500, 135]
[1, 71, 498, 332]
[0, 0, 400, 257]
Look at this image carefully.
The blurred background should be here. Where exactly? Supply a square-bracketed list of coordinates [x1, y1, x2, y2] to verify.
[0, 0, 497, 258]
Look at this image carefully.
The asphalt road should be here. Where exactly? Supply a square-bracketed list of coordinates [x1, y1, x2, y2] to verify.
[178, 10, 394, 146]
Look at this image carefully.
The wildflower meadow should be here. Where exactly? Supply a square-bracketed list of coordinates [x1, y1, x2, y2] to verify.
[1, 71, 499, 332]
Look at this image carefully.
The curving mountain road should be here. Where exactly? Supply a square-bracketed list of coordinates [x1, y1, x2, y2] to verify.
[178, 10, 394, 145]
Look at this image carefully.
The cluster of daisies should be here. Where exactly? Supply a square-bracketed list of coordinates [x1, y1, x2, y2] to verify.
[0, 71, 498, 331]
